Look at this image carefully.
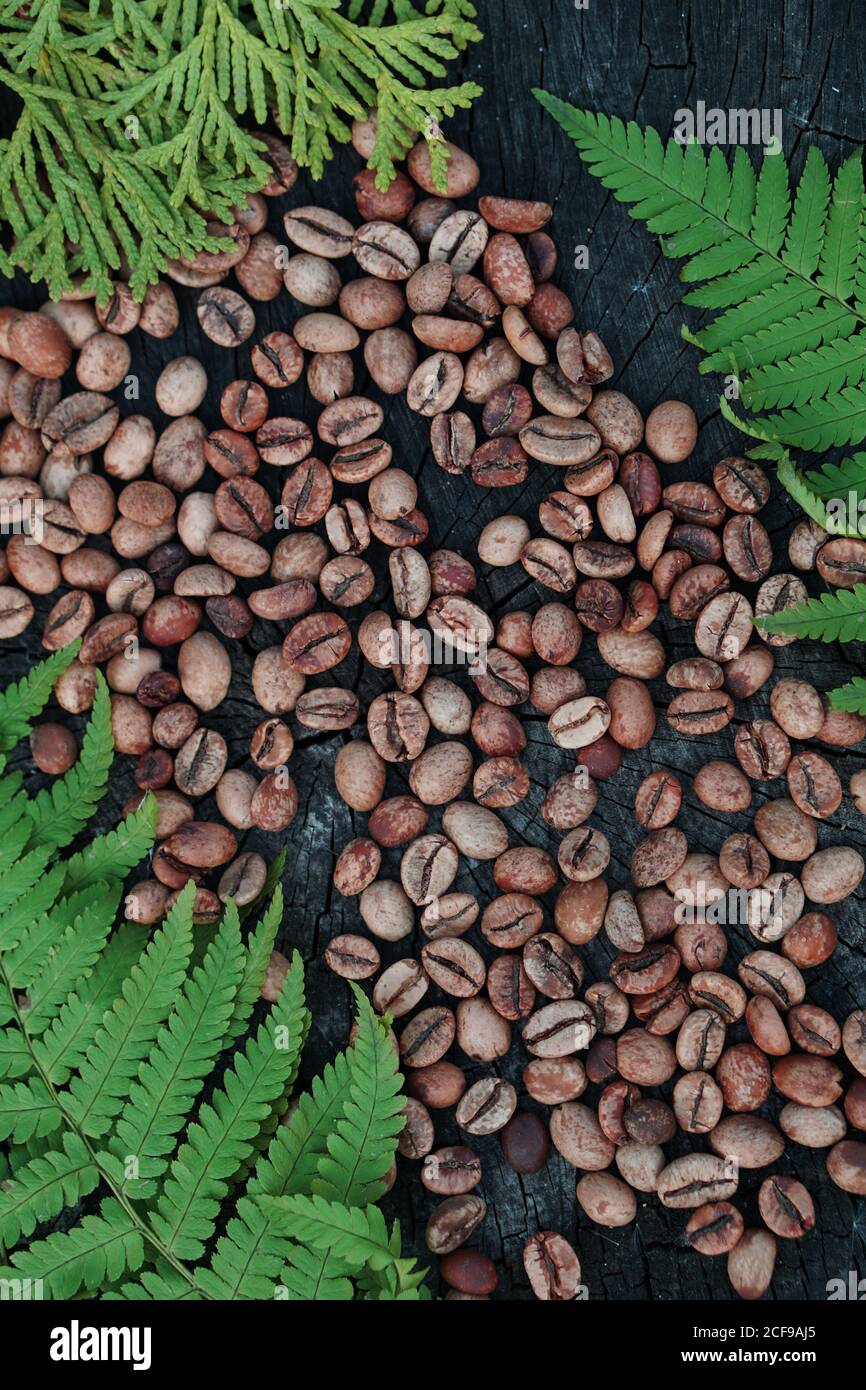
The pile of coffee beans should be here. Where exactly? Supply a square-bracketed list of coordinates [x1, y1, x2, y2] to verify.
[1, 114, 864, 1301]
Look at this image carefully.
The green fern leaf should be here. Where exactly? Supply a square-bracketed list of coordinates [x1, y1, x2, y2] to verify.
[0, 1027, 32, 1081]
[109, 900, 245, 1197]
[23, 675, 113, 853]
[0, 1132, 98, 1247]
[65, 884, 195, 1137]
[33, 924, 148, 1086]
[316, 986, 404, 1207]
[534, 93, 866, 465]
[151, 951, 307, 1261]
[827, 676, 866, 713]
[195, 1196, 288, 1300]
[61, 792, 156, 892]
[0, 1076, 62, 1143]
[817, 152, 864, 300]
[754, 582, 866, 642]
[0, 643, 80, 753]
[23, 882, 121, 1035]
[782, 145, 831, 276]
[0, 1197, 143, 1299]
[802, 451, 866, 499]
[224, 882, 283, 1044]
[259, 1193, 427, 1296]
[0, 861, 65, 954]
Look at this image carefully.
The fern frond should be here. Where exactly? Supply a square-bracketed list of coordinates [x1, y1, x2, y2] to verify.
[65, 884, 195, 1137]
[224, 882, 283, 1044]
[0, 1076, 63, 1143]
[754, 582, 866, 642]
[803, 451, 866, 499]
[827, 676, 866, 714]
[150, 951, 307, 1261]
[109, 901, 245, 1197]
[0, 1197, 143, 1299]
[0, 1132, 99, 1248]
[61, 792, 156, 892]
[0, 643, 80, 753]
[259, 1194, 427, 1297]
[23, 675, 113, 853]
[534, 93, 866, 461]
[33, 925, 148, 1086]
[316, 986, 404, 1208]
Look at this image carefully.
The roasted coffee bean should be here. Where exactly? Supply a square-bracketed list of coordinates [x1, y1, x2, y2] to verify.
[634, 771, 682, 829]
[688, 972, 747, 1023]
[686, 1203, 744, 1256]
[550, 1102, 615, 1170]
[611, 944, 680, 997]
[279, 460, 333, 528]
[532, 363, 591, 417]
[421, 1145, 481, 1195]
[425, 1194, 486, 1255]
[358, 877, 412, 941]
[657, 1154, 738, 1209]
[755, 573, 810, 646]
[373, 960, 429, 1019]
[324, 933, 381, 980]
[482, 383, 534, 438]
[487, 955, 536, 1021]
[220, 379, 269, 433]
[801, 845, 864, 902]
[196, 287, 254, 346]
[548, 695, 611, 748]
[816, 536, 866, 587]
[366, 690, 430, 763]
[723, 514, 773, 581]
[430, 411, 475, 474]
[455, 1078, 517, 1136]
[521, 934, 583, 1000]
[695, 592, 753, 662]
[734, 719, 791, 781]
[256, 418, 314, 468]
[758, 1175, 815, 1239]
[406, 351, 464, 416]
[712, 456, 770, 513]
[421, 938, 485, 997]
[843, 1009, 866, 1076]
[523, 1232, 583, 1301]
[250, 331, 304, 388]
[786, 750, 842, 818]
[319, 556, 375, 607]
[173, 728, 227, 797]
[501, 1111, 550, 1174]
[284, 612, 351, 674]
[470, 436, 529, 488]
[669, 524, 722, 564]
[519, 416, 601, 466]
[671, 1072, 724, 1134]
[574, 578, 624, 632]
[827, 1140, 866, 1195]
[523, 1001, 597, 1058]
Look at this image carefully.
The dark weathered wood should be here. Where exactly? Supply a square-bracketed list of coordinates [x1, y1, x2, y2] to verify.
[1, 0, 864, 1301]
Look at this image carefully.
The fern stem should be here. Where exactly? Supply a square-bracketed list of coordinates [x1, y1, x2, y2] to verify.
[0, 958, 210, 1299]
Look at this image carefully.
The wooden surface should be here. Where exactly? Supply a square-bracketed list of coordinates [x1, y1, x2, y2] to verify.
[2, 0, 865, 1300]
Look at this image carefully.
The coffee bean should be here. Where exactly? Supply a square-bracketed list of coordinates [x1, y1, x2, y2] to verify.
[372, 959, 429, 1018]
[425, 1194, 486, 1255]
[324, 933, 381, 980]
[523, 1232, 582, 1301]
[421, 1145, 481, 1195]
[519, 415, 601, 466]
[501, 1111, 549, 1174]
[686, 1202, 744, 1256]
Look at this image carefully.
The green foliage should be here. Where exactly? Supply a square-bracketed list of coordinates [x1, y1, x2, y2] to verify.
[534, 94, 866, 494]
[827, 676, 866, 714]
[0, 0, 482, 302]
[0, 651, 423, 1300]
[755, 583, 866, 643]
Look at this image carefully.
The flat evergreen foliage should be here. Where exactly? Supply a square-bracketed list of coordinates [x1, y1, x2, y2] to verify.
[0, 0, 482, 302]
[0, 648, 425, 1299]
